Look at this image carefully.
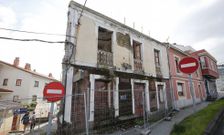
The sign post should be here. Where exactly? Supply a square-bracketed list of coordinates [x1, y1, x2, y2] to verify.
[179, 57, 199, 112]
[43, 82, 65, 135]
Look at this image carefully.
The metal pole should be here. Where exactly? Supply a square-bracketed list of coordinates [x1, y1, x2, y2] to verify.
[142, 92, 146, 129]
[47, 102, 54, 135]
[84, 92, 89, 135]
[189, 74, 196, 112]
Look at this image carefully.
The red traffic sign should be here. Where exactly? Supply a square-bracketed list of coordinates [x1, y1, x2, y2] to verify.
[178, 57, 199, 74]
[43, 82, 65, 102]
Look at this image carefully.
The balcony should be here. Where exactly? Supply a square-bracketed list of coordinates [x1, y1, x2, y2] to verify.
[202, 68, 219, 79]
[97, 50, 113, 67]
[134, 59, 143, 73]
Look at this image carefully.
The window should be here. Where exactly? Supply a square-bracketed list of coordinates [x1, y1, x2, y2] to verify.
[13, 95, 19, 102]
[177, 82, 184, 96]
[34, 81, 39, 87]
[133, 41, 142, 60]
[154, 50, 160, 67]
[200, 56, 207, 68]
[175, 57, 180, 73]
[195, 70, 199, 77]
[3, 79, 8, 86]
[98, 27, 112, 52]
[16, 79, 22, 86]
[32, 95, 37, 101]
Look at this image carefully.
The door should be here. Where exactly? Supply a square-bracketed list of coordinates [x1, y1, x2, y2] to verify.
[94, 80, 113, 123]
[11, 114, 19, 131]
[119, 78, 132, 116]
[157, 84, 165, 110]
[134, 83, 145, 117]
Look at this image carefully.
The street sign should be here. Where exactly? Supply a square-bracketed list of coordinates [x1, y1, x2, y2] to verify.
[14, 108, 28, 114]
[178, 57, 199, 74]
[43, 82, 65, 102]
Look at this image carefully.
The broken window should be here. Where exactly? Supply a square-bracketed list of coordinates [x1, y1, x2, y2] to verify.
[154, 49, 160, 67]
[133, 40, 142, 60]
[98, 27, 113, 52]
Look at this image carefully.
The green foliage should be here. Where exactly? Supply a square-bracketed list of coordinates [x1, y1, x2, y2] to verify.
[171, 99, 224, 135]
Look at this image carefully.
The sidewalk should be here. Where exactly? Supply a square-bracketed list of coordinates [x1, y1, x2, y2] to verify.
[150, 102, 209, 135]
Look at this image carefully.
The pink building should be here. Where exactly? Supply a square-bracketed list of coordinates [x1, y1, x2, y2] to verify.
[168, 45, 206, 108]
[191, 49, 219, 100]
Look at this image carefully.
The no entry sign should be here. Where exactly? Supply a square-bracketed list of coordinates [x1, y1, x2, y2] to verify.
[43, 82, 65, 102]
[178, 57, 199, 74]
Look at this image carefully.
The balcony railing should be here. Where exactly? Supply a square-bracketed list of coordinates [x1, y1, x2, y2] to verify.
[97, 50, 113, 67]
[134, 59, 143, 72]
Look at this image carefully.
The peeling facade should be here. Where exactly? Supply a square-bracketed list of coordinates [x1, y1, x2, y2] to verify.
[61, 1, 172, 131]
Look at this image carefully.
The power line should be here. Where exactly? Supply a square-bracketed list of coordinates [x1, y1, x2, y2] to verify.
[0, 36, 74, 44]
[0, 27, 75, 38]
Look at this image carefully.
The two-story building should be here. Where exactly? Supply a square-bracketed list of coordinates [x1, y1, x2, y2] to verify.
[61, 1, 172, 131]
[0, 57, 57, 101]
[192, 50, 219, 100]
[0, 57, 57, 133]
[167, 44, 206, 108]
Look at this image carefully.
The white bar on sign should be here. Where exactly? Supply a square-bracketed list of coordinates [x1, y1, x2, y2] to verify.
[181, 63, 196, 68]
[47, 89, 62, 94]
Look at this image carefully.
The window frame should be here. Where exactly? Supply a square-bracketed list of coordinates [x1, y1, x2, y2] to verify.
[34, 81, 39, 87]
[3, 78, 8, 86]
[16, 79, 22, 86]
[177, 82, 185, 97]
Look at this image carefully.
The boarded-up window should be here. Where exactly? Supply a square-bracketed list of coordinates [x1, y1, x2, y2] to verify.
[98, 27, 113, 52]
[116, 32, 130, 47]
[133, 41, 141, 60]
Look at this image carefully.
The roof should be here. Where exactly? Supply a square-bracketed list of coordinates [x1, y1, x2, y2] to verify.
[69, 1, 165, 46]
[0, 60, 58, 81]
[0, 88, 13, 93]
[192, 49, 217, 62]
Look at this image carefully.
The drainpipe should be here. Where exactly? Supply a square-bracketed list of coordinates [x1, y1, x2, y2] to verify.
[62, 6, 80, 124]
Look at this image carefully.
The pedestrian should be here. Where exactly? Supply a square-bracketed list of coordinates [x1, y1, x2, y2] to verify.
[30, 112, 36, 131]
[21, 112, 30, 133]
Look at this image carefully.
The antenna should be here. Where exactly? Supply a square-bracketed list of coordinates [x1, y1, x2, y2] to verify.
[133, 22, 135, 29]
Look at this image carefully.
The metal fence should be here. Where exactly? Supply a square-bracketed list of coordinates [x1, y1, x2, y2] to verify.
[0, 89, 172, 135]
[0, 98, 58, 135]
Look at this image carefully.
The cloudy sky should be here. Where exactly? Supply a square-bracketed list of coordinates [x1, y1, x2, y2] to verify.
[0, 0, 223, 79]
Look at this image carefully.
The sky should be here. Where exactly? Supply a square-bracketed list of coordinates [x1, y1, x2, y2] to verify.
[0, 0, 223, 80]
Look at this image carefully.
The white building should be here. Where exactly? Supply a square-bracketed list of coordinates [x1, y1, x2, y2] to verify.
[0, 57, 58, 102]
[61, 1, 171, 128]
[216, 65, 224, 93]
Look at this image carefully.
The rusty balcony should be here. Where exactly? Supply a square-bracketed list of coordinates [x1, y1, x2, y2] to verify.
[134, 59, 143, 72]
[97, 50, 113, 67]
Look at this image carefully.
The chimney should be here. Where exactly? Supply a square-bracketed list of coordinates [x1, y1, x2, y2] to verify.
[24, 63, 31, 70]
[13, 57, 20, 67]
[48, 73, 53, 78]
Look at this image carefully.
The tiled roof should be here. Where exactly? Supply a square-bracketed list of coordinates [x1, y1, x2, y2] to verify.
[0, 60, 58, 81]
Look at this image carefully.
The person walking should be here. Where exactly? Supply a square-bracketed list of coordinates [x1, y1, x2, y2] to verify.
[30, 112, 36, 131]
[21, 112, 30, 133]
